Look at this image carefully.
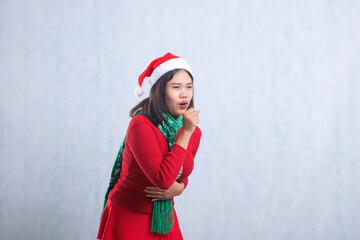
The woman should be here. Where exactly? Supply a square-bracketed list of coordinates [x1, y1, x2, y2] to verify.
[97, 53, 201, 240]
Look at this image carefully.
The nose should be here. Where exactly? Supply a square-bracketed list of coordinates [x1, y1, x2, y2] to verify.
[180, 90, 187, 98]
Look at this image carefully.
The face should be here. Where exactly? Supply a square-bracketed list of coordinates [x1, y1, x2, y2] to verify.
[165, 70, 193, 117]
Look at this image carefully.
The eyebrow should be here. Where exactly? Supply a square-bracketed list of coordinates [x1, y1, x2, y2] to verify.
[171, 82, 193, 85]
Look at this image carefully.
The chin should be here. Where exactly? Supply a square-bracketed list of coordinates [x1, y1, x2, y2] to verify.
[169, 109, 185, 117]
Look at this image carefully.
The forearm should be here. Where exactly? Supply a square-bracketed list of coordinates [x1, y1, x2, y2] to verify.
[175, 129, 192, 150]
[129, 122, 187, 189]
[145, 181, 185, 201]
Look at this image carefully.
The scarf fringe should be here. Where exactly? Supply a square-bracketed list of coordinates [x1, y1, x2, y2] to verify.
[151, 199, 174, 234]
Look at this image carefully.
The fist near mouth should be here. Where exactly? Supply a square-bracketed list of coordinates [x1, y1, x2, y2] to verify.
[182, 108, 200, 134]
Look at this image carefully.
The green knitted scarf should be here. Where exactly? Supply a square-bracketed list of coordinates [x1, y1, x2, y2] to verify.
[103, 110, 183, 235]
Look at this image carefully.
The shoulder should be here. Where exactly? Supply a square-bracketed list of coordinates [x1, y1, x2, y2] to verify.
[127, 115, 157, 135]
[129, 114, 152, 125]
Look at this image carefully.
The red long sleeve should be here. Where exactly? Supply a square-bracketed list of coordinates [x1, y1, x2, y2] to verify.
[127, 122, 187, 190]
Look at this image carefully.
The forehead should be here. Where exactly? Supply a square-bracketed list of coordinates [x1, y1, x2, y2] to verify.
[169, 70, 192, 84]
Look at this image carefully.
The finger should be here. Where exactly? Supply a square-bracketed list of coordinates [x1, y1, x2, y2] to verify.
[184, 108, 199, 116]
[187, 109, 199, 114]
[145, 193, 159, 198]
[190, 116, 200, 123]
[184, 111, 198, 119]
[146, 193, 165, 199]
[145, 190, 165, 196]
[184, 108, 194, 114]
[151, 197, 170, 201]
[144, 190, 164, 195]
[146, 193, 166, 199]
[145, 187, 164, 192]
[190, 110, 200, 116]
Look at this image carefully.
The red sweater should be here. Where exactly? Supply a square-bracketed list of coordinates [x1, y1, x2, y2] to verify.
[109, 115, 202, 214]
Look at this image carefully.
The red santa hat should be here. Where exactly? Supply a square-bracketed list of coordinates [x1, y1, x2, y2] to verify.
[135, 52, 192, 97]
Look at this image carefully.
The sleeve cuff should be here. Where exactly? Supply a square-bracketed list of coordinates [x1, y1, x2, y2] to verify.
[181, 178, 188, 189]
[171, 143, 187, 155]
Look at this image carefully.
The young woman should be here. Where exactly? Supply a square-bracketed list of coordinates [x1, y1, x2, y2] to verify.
[97, 53, 201, 240]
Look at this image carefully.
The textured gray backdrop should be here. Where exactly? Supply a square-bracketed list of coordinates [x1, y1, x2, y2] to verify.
[1, 0, 359, 239]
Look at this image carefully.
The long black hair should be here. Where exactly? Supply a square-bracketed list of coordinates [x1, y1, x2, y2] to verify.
[130, 69, 194, 126]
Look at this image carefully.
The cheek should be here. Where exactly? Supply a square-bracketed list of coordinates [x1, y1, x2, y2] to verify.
[165, 90, 176, 108]
[167, 96, 176, 107]
[166, 90, 177, 104]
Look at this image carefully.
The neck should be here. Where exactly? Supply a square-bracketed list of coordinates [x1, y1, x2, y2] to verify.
[165, 111, 179, 120]
[171, 114, 179, 120]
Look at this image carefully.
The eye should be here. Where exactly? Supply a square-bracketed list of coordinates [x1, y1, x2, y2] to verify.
[173, 86, 180, 89]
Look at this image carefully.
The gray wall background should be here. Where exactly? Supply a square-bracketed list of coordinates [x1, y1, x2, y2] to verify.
[1, 0, 359, 239]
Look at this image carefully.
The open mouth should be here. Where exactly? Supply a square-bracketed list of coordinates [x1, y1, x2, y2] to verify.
[179, 102, 188, 109]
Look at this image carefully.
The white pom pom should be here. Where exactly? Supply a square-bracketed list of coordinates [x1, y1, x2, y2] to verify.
[134, 86, 144, 97]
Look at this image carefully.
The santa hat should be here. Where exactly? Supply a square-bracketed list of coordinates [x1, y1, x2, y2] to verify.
[135, 52, 192, 97]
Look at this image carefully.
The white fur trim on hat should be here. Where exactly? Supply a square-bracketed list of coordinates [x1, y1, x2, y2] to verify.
[149, 58, 192, 87]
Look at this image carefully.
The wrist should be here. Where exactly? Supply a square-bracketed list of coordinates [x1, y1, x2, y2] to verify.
[181, 128, 193, 136]
[176, 128, 193, 150]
